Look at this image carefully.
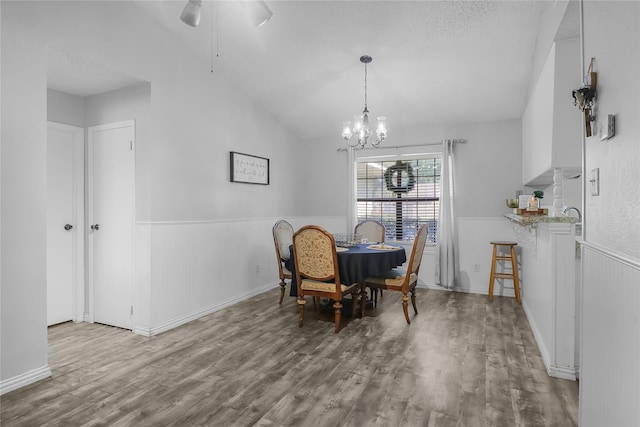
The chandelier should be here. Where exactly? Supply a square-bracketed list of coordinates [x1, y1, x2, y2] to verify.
[342, 55, 387, 148]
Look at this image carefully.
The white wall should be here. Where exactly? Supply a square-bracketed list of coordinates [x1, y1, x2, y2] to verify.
[582, 3, 640, 258]
[1, 1, 51, 390]
[1, 0, 303, 393]
[579, 1, 640, 425]
[47, 89, 84, 127]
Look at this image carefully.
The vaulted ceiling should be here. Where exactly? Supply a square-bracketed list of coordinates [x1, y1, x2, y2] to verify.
[47, 1, 580, 140]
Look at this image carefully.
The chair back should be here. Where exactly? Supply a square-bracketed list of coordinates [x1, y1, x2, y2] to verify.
[404, 224, 428, 288]
[354, 219, 385, 243]
[273, 220, 294, 283]
[273, 220, 294, 262]
[293, 225, 341, 297]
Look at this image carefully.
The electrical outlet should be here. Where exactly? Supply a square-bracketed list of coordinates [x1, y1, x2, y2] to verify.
[473, 264, 480, 272]
[255, 264, 260, 273]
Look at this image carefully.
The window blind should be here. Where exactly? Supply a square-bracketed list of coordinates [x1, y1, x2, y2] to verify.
[356, 157, 441, 242]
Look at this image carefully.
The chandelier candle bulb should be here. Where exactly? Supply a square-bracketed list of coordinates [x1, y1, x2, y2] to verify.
[342, 121, 352, 140]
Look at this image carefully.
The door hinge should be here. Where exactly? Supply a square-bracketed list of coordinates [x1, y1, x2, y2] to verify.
[130, 306, 134, 316]
[130, 140, 133, 151]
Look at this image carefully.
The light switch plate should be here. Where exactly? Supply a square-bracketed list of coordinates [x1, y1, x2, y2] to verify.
[600, 114, 616, 141]
[590, 168, 600, 196]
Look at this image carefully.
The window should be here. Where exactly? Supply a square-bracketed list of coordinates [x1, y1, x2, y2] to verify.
[356, 156, 441, 242]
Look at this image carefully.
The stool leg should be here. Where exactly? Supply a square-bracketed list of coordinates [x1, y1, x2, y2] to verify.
[511, 246, 521, 304]
[489, 244, 497, 301]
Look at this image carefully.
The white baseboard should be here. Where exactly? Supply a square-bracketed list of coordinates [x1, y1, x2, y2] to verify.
[548, 364, 577, 381]
[133, 283, 275, 337]
[522, 300, 577, 381]
[452, 284, 516, 298]
[0, 365, 51, 396]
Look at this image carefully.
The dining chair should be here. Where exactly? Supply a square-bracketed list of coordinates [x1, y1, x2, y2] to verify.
[355, 219, 386, 304]
[293, 225, 361, 333]
[272, 219, 294, 305]
[363, 224, 428, 324]
[354, 219, 385, 243]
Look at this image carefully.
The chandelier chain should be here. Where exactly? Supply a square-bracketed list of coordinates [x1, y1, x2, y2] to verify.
[364, 61, 368, 112]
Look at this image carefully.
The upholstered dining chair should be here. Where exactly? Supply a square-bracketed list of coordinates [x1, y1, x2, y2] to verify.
[363, 224, 428, 324]
[272, 220, 294, 305]
[354, 219, 385, 244]
[355, 219, 386, 304]
[293, 225, 361, 333]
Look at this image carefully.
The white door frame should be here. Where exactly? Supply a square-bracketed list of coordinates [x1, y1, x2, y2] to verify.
[47, 121, 85, 323]
[87, 120, 136, 327]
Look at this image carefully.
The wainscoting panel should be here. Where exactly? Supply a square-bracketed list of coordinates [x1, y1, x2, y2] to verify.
[579, 242, 640, 426]
[455, 217, 518, 295]
[135, 216, 348, 336]
[132, 216, 516, 337]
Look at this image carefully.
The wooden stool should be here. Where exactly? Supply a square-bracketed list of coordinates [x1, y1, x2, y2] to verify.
[488, 241, 521, 304]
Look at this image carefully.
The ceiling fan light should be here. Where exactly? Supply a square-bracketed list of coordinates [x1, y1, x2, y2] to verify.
[180, 0, 202, 27]
[241, 0, 273, 28]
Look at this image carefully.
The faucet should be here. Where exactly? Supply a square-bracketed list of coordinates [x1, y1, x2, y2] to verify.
[563, 206, 582, 222]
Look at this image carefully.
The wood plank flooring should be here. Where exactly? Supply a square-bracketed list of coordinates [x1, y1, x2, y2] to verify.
[1, 288, 578, 426]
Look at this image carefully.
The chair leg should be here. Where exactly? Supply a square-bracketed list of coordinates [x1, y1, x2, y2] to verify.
[359, 286, 367, 318]
[351, 294, 357, 318]
[278, 280, 286, 305]
[401, 294, 411, 324]
[511, 246, 522, 304]
[410, 287, 418, 315]
[333, 301, 342, 333]
[297, 297, 306, 327]
[488, 244, 498, 301]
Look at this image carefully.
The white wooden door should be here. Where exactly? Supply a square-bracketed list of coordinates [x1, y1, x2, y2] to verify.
[46, 122, 84, 326]
[88, 121, 135, 330]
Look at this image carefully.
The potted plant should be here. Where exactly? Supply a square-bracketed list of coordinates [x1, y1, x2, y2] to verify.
[533, 190, 544, 200]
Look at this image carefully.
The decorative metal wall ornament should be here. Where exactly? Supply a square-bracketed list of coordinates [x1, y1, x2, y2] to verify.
[384, 161, 416, 194]
[572, 57, 597, 137]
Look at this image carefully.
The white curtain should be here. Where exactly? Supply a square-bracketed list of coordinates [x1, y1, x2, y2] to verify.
[437, 139, 457, 289]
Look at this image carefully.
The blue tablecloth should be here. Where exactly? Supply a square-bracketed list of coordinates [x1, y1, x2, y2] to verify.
[286, 243, 407, 297]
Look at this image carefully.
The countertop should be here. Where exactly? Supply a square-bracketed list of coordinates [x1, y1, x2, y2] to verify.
[504, 213, 580, 226]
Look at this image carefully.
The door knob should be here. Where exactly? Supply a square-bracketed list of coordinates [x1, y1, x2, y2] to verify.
[91, 224, 100, 231]
[64, 224, 73, 231]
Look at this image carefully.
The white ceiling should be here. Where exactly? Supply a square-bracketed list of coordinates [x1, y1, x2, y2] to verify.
[47, 1, 580, 140]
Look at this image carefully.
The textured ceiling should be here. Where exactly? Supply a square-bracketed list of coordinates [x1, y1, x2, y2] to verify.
[47, 46, 146, 97]
[47, 1, 579, 140]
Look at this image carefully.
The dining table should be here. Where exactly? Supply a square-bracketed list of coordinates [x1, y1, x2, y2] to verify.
[286, 242, 407, 297]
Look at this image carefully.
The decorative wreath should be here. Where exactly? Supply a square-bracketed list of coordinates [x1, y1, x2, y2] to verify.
[384, 161, 416, 194]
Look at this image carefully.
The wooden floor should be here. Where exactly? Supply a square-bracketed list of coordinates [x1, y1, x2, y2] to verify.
[1, 288, 578, 426]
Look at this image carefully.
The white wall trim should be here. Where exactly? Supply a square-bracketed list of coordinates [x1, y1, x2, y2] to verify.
[579, 239, 640, 270]
[133, 282, 275, 337]
[0, 365, 51, 396]
[136, 215, 347, 227]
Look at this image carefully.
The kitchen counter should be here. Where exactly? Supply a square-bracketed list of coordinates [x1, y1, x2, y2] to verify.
[504, 213, 579, 226]
[505, 212, 579, 380]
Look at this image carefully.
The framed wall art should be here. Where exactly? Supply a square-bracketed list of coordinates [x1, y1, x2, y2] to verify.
[230, 151, 270, 185]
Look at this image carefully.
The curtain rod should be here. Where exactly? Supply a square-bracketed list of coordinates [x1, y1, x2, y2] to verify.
[336, 139, 466, 152]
